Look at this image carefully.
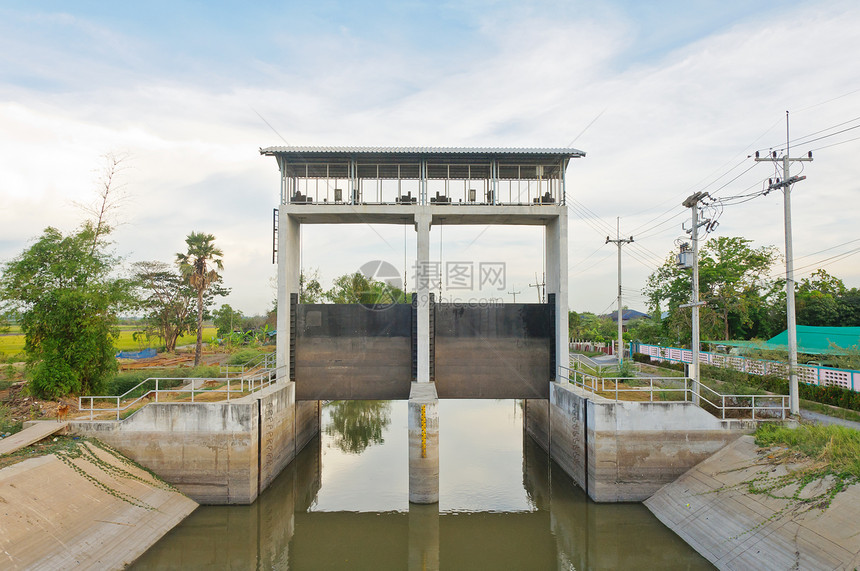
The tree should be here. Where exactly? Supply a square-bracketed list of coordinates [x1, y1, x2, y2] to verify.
[213, 304, 244, 337]
[324, 272, 409, 305]
[177, 232, 224, 367]
[0, 224, 135, 397]
[134, 261, 196, 352]
[698, 237, 778, 339]
[795, 269, 844, 327]
[568, 311, 616, 343]
[300, 269, 323, 303]
[645, 236, 778, 344]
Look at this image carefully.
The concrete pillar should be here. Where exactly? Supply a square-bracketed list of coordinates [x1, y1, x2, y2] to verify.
[277, 209, 301, 381]
[408, 382, 439, 504]
[415, 210, 432, 383]
[545, 211, 569, 381]
[408, 503, 440, 570]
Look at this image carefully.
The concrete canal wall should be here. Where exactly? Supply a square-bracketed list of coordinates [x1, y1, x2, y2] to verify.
[525, 381, 751, 502]
[646, 436, 860, 570]
[0, 442, 197, 570]
[72, 381, 320, 505]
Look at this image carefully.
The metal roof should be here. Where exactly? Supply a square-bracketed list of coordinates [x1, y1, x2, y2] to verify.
[708, 326, 860, 356]
[259, 146, 585, 158]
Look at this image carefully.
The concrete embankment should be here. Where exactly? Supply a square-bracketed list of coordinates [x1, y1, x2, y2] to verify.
[71, 381, 320, 504]
[645, 436, 860, 570]
[525, 381, 752, 502]
[0, 441, 197, 570]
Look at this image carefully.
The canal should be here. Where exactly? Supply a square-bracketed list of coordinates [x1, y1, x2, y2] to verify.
[131, 399, 712, 569]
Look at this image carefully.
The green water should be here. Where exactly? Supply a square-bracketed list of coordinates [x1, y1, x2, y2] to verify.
[131, 400, 712, 570]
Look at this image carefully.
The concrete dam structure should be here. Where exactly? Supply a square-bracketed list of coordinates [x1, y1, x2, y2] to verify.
[67, 147, 755, 508]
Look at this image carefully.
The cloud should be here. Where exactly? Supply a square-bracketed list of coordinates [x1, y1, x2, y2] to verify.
[1, 1, 859, 315]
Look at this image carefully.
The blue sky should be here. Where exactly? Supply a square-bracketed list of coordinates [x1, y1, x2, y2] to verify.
[1, 0, 859, 315]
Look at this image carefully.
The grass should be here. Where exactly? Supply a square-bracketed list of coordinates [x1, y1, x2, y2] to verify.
[0, 404, 23, 436]
[114, 328, 217, 351]
[0, 327, 217, 358]
[0, 335, 25, 359]
[756, 423, 860, 479]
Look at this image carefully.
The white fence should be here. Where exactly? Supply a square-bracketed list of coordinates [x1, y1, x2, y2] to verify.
[634, 343, 859, 392]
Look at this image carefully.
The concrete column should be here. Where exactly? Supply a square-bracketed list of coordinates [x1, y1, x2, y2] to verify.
[408, 503, 440, 570]
[545, 211, 569, 381]
[277, 209, 301, 381]
[415, 210, 432, 383]
[408, 382, 439, 504]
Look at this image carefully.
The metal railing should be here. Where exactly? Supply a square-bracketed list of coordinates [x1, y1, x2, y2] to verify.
[569, 353, 605, 374]
[79, 367, 277, 421]
[559, 366, 788, 421]
[219, 351, 276, 377]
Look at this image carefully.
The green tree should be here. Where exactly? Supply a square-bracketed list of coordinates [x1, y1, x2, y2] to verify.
[569, 311, 616, 343]
[646, 237, 779, 344]
[134, 261, 196, 352]
[324, 272, 408, 305]
[213, 304, 244, 337]
[300, 269, 323, 303]
[0, 225, 135, 397]
[177, 232, 225, 367]
[796, 269, 844, 326]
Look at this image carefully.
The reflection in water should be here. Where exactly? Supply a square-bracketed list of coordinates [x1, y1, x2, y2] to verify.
[324, 400, 392, 454]
[132, 400, 712, 570]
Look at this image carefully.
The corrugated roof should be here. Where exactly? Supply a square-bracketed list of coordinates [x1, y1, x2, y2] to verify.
[259, 146, 585, 158]
[708, 326, 860, 356]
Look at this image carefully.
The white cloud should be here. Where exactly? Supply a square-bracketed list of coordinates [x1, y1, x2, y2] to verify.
[1, 1, 859, 315]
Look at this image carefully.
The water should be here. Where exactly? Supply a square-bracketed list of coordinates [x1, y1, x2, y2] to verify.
[131, 400, 712, 569]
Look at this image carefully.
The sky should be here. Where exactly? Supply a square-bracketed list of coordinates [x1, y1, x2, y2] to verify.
[1, 0, 859, 316]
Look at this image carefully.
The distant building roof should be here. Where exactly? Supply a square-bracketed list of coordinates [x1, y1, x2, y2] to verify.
[604, 309, 651, 322]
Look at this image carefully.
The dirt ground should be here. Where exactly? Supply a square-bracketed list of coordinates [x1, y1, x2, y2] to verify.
[1, 350, 235, 424]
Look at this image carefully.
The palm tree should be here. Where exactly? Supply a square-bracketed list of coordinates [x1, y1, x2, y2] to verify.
[177, 232, 224, 366]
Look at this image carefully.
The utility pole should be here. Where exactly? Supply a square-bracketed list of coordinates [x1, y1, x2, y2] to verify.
[508, 288, 522, 303]
[755, 111, 811, 416]
[529, 273, 545, 303]
[606, 217, 633, 368]
[681, 191, 709, 405]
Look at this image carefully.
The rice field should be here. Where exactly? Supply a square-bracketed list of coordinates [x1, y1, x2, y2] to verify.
[0, 327, 217, 359]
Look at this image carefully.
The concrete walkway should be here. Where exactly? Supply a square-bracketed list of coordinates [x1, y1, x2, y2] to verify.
[799, 409, 860, 430]
[0, 421, 67, 455]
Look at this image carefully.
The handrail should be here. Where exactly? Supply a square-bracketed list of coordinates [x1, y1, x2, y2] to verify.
[558, 365, 788, 421]
[569, 353, 604, 374]
[80, 356, 279, 421]
[219, 351, 276, 377]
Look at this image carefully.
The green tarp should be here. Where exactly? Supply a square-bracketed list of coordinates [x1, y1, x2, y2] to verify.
[708, 326, 860, 356]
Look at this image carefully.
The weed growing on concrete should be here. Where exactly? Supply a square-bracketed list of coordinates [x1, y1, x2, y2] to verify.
[48, 437, 179, 509]
[697, 424, 860, 544]
[716, 424, 860, 540]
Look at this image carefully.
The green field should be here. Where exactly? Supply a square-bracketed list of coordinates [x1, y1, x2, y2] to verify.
[0, 327, 217, 359]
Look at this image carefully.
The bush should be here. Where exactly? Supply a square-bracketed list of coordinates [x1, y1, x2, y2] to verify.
[103, 365, 224, 396]
[632, 352, 651, 363]
[647, 359, 685, 372]
[228, 349, 262, 365]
